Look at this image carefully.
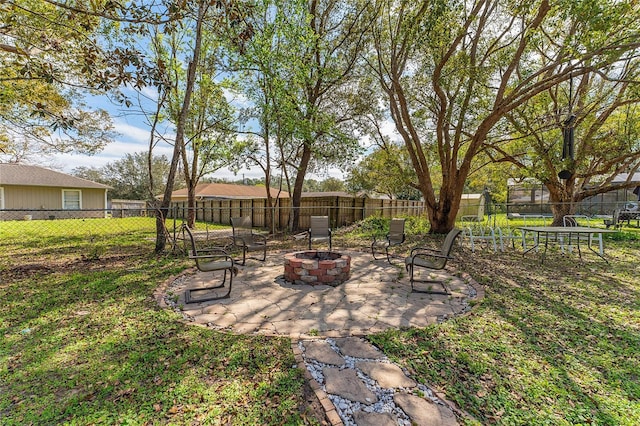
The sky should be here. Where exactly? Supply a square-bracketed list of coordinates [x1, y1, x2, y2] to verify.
[48, 87, 356, 182]
[49, 88, 269, 181]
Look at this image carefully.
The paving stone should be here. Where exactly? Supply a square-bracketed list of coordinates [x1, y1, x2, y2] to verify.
[356, 361, 417, 388]
[162, 251, 483, 425]
[323, 367, 378, 404]
[303, 340, 346, 366]
[334, 337, 384, 359]
[352, 410, 397, 426]
[394, 393, 458, 426]
[436, 402, 459, 426]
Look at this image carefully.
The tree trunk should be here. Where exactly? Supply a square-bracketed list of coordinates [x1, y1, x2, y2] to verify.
[291, 143, 312, 232]
[264, 167, 274, 234]
[429, 205, 459, 233]
[154, 1, 206, 252]
[426, 182, 464, 234]
[154, 206, 169, 252]
[546, 179, 578, 226]
[187, 185, 196, 228]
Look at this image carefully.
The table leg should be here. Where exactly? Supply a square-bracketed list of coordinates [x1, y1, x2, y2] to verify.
[540, 231, 549, 264]
[522, 231, 540, 255]
[588, 233, 609, 263]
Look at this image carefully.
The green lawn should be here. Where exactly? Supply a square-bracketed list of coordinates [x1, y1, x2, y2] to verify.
[0, 218, 320, 425]
[364, 220, 640, 425]
[1, 216, 639, 425]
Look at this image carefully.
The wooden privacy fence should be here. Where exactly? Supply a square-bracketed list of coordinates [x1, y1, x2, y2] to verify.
[169, 196, 425, 230]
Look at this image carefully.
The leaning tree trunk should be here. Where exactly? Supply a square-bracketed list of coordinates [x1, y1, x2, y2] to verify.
[154, 2, 206, 252]
[290, 144, 312, 232]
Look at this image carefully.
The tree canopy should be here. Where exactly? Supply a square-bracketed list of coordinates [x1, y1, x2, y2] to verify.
[365, 0, 640, 232]
[4, 0, 640, 237]
[73, 152, 175, 201]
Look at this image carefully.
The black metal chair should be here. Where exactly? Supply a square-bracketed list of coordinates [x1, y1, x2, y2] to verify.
[371, 218, 406, 263]
[181, 224, 237, 303]
[308, 215, 332, 250]
[404, 228, 461, 295]
[230, 216, 267, 265]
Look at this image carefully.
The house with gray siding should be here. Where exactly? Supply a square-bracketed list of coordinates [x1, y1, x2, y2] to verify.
[0, 163, 110, 220]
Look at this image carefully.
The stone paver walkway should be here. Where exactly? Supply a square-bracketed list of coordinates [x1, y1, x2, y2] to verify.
[293, 337, 460, 426]
[158, 250, 481, 425]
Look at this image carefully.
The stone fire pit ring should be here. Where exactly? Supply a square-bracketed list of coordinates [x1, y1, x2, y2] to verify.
[284, 250, 351, 287]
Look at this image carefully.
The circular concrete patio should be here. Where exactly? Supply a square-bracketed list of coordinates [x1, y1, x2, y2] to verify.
[161, 250, 478, 338]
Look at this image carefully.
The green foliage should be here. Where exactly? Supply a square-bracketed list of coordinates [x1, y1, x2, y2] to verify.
[228, 0, 369, 230]
[367, 0, 640, 232]
[353, 215, 432, 239]
[358, 215, 390, 237]
[0, 0, 171, 159]
[346, 145, 422, 199]
[73, 153, 176, 201]
[495, 66, 640, 223]
[404, 215, 431, 236]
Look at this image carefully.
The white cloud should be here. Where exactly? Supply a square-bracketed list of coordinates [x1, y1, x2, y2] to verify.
[52, 136, 176, 173]
[223, 87, 251, 108]
[112, 120, 154, 145]
[381, 119, 400, 140]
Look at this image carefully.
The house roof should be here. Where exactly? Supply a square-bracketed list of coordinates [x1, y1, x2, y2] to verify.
[612, 173, 640, 184]
[0, 163, 110, 189]
[301, 191, 366, 198]
[170, 182, 289, 200]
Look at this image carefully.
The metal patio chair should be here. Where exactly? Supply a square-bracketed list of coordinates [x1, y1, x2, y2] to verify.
[405, 228, 462, 295]
[181, 224, 237, 303]
[371, 218, 406, 263]
[231, 216, 267, 266]
[308, 215, 332, 250]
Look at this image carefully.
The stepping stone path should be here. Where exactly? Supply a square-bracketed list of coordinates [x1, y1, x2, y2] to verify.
[294, 337, 460, 426]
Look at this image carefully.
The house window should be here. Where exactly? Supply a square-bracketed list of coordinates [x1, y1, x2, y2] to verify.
[62, 189, 82, 209]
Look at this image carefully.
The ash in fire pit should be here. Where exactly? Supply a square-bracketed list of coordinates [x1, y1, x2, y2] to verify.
[284, 250, 351, 287]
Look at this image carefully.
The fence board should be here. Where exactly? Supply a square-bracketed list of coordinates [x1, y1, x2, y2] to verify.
[167, 196, 425, 231]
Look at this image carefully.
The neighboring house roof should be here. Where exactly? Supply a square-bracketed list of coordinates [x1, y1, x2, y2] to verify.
[461, 193, 483, 200]
[0, 163, 110, 189]
[301, 191, 367, 198]
[612, 173, 640, 184]
[169, 182, 289, 200]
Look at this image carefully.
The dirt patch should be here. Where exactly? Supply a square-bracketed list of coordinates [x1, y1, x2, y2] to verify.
[3, 253, 144, 280]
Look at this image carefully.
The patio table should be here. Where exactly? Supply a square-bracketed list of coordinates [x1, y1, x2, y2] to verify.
[518, 226, 617, 264]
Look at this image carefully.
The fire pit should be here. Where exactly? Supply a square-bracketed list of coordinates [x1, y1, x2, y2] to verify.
[284, 251, 351, 286]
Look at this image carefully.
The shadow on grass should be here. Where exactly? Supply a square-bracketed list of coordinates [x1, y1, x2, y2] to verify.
[369, 242, 640, 425]
[0, 243, 318, 425]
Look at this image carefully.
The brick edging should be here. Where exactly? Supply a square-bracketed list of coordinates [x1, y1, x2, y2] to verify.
[291, 340, 343, 426]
